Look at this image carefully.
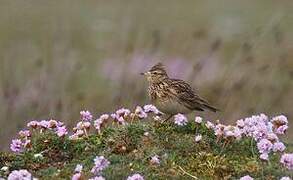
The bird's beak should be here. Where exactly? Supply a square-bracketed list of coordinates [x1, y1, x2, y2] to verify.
[140, 71, 150, 76]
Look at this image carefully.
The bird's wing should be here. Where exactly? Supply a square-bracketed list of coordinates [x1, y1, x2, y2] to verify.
[169, 79, 218, 112]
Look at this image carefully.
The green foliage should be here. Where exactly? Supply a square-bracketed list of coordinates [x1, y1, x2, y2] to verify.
[1, 120, 292, 179]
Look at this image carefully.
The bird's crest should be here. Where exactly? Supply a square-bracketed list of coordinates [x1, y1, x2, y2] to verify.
[150, 62, 165, 72]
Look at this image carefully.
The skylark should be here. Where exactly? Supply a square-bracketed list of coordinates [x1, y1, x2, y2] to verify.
[141, 62, 218, 120]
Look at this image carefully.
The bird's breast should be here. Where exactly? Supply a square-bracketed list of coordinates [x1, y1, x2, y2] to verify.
[147, 83, 191, 115]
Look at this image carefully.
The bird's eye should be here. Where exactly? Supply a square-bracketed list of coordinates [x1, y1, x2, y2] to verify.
[152, 71, 158, 75]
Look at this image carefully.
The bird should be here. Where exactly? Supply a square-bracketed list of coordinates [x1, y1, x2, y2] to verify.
[141, 62, 218, 121]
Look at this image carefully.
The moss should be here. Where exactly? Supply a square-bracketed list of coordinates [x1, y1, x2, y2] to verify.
[1, 120, 292, 179]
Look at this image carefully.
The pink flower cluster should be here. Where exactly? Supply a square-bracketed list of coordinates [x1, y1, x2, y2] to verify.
[110, 108, 131, 125]
[72, 156, 109, 180]
[174, 114, 188, 126]
[72, 106, 160, 139]
[127, 173, 144, 180]
[72, 164, 83, 180]
[196, 114, 289, 161]
[194, 113, 291, 170]
[280, 153, 293, 170]
[80, 110, 93, 121]
[237, 114, 288, 161]
[91, 156, 110, 175]
[10, 119, 68, 153]
[27, 119, 68, 137]
[150, 155, 160, 165]
[7, 169, 32, 180]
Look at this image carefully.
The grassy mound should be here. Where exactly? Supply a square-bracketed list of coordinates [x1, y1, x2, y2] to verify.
[1, 119, 292, 179]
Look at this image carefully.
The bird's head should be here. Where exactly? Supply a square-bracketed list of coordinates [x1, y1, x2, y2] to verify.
[141, 63, 168, 83]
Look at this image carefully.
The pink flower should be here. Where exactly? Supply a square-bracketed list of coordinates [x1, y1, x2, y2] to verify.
[80, 110, 93, 121]
[214, 124, 225, 137]
[280, 153, 293, 170]
[116, 108, 131, 117]
[135, 106, 148, 119]
[280, 177, 291, 180]
[143, 104, 161, 114]
[194, 116, 203, 124]
[205, 121, 215, 129]
[240, 175, 254, 180]
[91, 156, 110, 175]
[260, 153, 269, 161]
[27, 120, 39, 128]
[89, 176, 105, 180]
[39, 120, 50, 129]
[150, 155, 160, 165]
[195, 135, 202, 142]
[275, 125, 288, 135]
[18, 130, 31, 138]
[72, 173, 81, 180]
[236, 119, 245, 128]
[8, 169, 32, 180]
[117, 116, 127, 125]
[94, 118, 104, 133]
[10, 139, 24, 153]
[174, 114, 188, 126]
[257, 139, 273, 154]
[271, 115, 288, 126]
[272, 142, 286, 152]
[266, 133, 278, 143]
[127, 173, 144, 180]
[56, 126, 68, 137]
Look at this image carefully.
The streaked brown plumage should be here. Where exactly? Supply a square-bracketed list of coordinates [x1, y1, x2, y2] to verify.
[142, 63, 218, 117]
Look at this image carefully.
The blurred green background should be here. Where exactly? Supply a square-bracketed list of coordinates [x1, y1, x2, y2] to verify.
[0, 0, 293, 150]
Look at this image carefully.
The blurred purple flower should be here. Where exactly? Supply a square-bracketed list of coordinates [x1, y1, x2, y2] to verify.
[91, 156, 110, 175]
[10, 139, 24, 153]
[240, 175, 254, 180]
[94, 114, 109, 134]
[7, 169, 32, 180]
[39, 120, 50, 129]
[271, 115, 288, 126]
[280, 153, 293, 170]
[272, 142, 286, 152]
[116, 108, 131, 117]
[205, 121, 215, 129]
[275, 125, 288, 135]
[135, 106, 148, 119]
[143, 104, 161, 114]
[117, 117, 127, 125]
[150, 155, 160, 165]
[72, 173, 81, 180]
[260, 153, 269, 161]
[195, 134, 202, 142]
[174, 114, 188, 126]
[18, 130, 31, 138]
[56, 126, 68, 137]
[257, 139, 273, 154]
[127, 173, 144, 180]
[280, 177, 291, 180]
[27, 120, 39, 128]
[266, 133, 279, 143]
[89, 176, 105, 180]
[194, 116, 203, 124]
[236, 119, 245, 128]
[80, 110, 93, 121]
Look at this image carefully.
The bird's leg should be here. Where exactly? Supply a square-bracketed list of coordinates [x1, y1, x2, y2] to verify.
[161, 114, 173, 123]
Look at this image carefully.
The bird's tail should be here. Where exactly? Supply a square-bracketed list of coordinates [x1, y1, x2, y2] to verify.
[203, 104, 219, 112]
